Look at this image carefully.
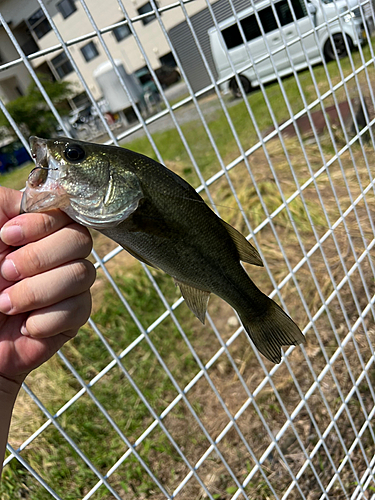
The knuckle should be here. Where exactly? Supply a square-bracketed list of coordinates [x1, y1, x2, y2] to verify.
[40, 213, 55, 236]
[10, 279, 39, 312]
[71, 261, 87, 283]
[70, 260, 96, 287]
[22, 244, 44, 275]
[23, 282, 40, 308]
[67, 224, 93, 257]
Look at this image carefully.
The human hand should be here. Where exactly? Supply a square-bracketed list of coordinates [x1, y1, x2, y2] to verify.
[0, 187, 95, 393]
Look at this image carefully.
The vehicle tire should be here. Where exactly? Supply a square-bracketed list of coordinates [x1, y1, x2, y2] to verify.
[229, 75, 251, 98]
[324, 34, 353, 61]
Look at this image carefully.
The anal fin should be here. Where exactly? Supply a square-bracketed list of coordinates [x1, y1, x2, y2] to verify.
[220, 219, 263, 266]
[174, 279, 210, 324]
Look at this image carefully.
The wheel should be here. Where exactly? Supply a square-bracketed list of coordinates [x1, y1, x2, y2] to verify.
[324, 34, 353, 61]
[229, 75, 251, 98]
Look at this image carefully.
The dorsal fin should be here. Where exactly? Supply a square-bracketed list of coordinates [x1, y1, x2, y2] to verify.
[174, 279, 210, 324]
[220, 219, 263, 266]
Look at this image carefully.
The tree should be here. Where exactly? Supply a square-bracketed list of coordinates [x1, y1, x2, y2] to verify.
[0, 75, 73, 139]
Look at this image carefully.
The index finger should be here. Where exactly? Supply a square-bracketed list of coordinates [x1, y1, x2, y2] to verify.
[1, 210, 73, 247]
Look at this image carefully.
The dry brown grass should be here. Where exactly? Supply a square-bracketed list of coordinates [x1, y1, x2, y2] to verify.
[5, 134, 375, 500]
[179, 135, 375, 499]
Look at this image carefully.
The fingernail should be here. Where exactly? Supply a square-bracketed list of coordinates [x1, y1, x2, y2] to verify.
[0, 293, 12, 313]
[20, 322, 30, 336]
[0, 224, 23, 245]
[1, 259, 19, 281]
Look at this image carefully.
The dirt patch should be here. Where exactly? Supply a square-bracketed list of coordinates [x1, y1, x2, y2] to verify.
[264, 88, 374, 142]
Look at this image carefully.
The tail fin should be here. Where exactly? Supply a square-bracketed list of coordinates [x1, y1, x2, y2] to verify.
[239, 299, 305, 363]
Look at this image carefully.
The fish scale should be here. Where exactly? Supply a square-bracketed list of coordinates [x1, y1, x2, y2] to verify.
[21, 136, 305, 364]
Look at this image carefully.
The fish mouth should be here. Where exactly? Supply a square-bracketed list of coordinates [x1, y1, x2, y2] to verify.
[20, 136, 68, 214]
[30, 136, 49, 169]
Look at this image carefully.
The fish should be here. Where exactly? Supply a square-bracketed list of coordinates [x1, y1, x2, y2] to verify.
[21, 136, 305, 363]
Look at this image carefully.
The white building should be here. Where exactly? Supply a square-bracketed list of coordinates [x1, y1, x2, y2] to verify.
[0, 0, 210, 107]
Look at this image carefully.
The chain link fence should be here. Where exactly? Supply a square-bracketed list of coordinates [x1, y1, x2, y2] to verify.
[1, 0, 375, 498]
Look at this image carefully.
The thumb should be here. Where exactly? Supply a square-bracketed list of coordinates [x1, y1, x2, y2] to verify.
[0, 189, 23, 256]
[0, 188, 23, 228]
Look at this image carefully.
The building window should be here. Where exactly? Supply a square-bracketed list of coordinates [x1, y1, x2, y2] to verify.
[72, 92, 91, 108]
[81, 41, 99, 62]
[28, 9, 52, 39]
[57, 0, 77, 19]
[52, 52, 74, 78]
[137, 2, 157, 25]
[21, 38, 39, 57]
[113, 20, 131, 42]
[159, 52, 176, 67]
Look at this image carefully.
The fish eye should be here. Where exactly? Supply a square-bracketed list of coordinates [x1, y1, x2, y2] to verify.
[63, 144, 86, 162]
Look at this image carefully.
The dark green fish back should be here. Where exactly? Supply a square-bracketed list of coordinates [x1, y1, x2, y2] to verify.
[101, 148, 305, 363]
[22, 137, 305, 363]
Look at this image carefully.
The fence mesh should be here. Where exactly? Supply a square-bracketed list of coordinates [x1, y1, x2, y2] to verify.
[1, 0, 375, 498]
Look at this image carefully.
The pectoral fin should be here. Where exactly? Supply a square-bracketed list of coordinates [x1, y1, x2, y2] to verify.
[174, 279, 210, 324]
[220, 219, 263, 266]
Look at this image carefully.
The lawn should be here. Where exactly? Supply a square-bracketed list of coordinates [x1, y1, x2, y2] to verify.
[1, 41, 375, 499]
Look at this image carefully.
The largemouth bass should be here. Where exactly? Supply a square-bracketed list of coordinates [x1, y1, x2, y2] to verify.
[21, 136, 305, 363]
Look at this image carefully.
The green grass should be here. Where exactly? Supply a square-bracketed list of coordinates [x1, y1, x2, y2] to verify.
[2, 42, 373, 191]
[2, 42, 375, 499]
[0, 162, 33, 190]
[124, 41, 375, 187]
[2, 269, 198, 500]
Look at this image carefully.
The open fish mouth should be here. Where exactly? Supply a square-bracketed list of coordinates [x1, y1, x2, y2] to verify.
[20, 137, 69, 214]
[20, 136, 144, 228]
